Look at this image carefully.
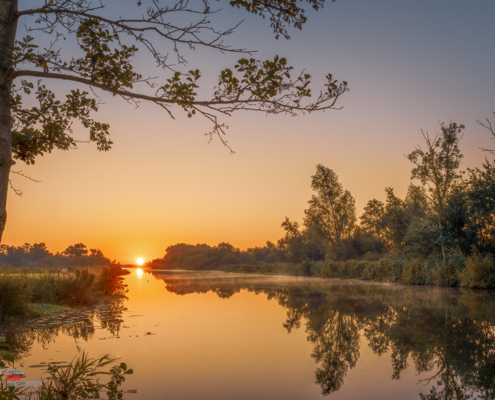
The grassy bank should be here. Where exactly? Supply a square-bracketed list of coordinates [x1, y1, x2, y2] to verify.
[216, 251, 495, 289]
[0, 264, 129, 321]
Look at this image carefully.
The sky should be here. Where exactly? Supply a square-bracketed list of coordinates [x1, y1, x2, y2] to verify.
[6, 0, 495, 263]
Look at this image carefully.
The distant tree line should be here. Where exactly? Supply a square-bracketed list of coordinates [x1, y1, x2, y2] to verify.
[152, 118, 495, 288]
[0, 242, 110, 267]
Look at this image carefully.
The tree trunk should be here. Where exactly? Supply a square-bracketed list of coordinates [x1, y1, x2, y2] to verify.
[0, 0, 18, 242]
[438, 220, 446, 264]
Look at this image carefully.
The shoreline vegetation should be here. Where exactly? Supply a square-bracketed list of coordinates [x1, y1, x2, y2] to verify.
[0, 350, 134, 400]
[0, 264, 130, 321]
[147, 246, 495, 289]
[147, 122, 495, 289]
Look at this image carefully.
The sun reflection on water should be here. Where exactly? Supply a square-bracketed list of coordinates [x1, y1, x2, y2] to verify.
[136, 268, 143, 279]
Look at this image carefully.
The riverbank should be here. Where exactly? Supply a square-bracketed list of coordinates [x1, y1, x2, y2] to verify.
[0, 264, 130, 321]
[207, 252, 495, 289]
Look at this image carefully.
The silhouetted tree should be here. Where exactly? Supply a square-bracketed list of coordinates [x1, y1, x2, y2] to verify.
[63, 242, 88, 257]
[406, 122, 465, 262]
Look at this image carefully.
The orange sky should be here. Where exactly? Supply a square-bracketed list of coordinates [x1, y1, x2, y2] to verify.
[5, 1, 495, 263]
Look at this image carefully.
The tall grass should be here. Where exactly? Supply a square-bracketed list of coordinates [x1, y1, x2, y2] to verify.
[0, 275, 32, 320]
[0, 264, 130, 321]
[0, 351, 133, 400]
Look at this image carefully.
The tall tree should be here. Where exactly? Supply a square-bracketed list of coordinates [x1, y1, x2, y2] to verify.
[0, 0, 348, 241]
[278, 217, 305, 263]
[406, 122, 464, 262]
[304, 164, 356, 246]
[383, 187, 408, 249]
[360, 198, 386, 239]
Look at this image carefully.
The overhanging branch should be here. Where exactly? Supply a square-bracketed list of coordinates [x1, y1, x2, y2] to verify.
[11, 69, 345, 111]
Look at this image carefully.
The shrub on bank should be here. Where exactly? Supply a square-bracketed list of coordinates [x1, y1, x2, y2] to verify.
[460, 251, 495, 289]
[213, 250, 495, 289]
[0, 276, 32, 320]
[430, 251, 465, 287]
[401, 259, 430, 285]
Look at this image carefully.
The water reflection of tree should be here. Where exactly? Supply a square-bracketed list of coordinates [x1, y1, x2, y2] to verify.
[154, 272, 495, 398]
[308, 311, 360, 395]
[0, 299, 125, 363]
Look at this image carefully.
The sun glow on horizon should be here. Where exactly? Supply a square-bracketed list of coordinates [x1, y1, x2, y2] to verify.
[136, 257, 145, 266]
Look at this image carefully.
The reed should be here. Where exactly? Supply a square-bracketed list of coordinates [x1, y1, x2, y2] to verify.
[0, 264, 129, 321]
[0, 351, 133, 400]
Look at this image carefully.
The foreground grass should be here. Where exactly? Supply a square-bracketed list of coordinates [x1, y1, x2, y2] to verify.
[0, 351, 133, 400]
[0, 264, 129, 321]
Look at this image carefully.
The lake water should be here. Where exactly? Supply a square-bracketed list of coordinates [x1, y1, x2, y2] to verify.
[2, 269, 495, 399]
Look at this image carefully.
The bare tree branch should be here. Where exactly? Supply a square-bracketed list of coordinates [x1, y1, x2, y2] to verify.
[477, 112, 495, 155]
[11, 170, 41, 183]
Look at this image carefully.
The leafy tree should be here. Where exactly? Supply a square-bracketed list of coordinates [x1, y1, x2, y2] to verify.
[406, 122, 465, 262]
[247, 241, 278, 263]
[404, 183, 429, 219]
[0, 0, 348, 241]
[63, 242, 88, 257]
[382, 187, 408, 249]
[444, 160, 495, 256]
[360, 198, 386, 239]
[89, 248, 104, 257]
[403, 216, 441, 258]
[29, 241, 51, 257]
[277, 217, 305, 263]
[362, 185, 430, 254]
[304, 164, 356, 247]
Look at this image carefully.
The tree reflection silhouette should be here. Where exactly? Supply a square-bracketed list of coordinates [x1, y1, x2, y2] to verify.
[154, 271, 495, 398]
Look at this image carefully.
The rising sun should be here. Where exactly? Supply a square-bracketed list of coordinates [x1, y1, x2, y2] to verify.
[136, 257, 145, 266]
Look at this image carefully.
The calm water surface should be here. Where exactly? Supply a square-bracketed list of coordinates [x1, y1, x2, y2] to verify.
[2, 270, 495, 399]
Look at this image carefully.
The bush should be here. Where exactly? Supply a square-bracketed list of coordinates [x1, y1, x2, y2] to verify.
[97, 263, 130, 297]
[310, 261, 325, 277]
[0, 276, 31, 321]
[460, 251, 495, 289]
[360, 256, 404, 282]
[353, 260, 368, 278]
[319, 260, 340, 278]
[402, 259, 430, 285]
[430, 251, 465, 287]
[301, 259, 313, 276]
